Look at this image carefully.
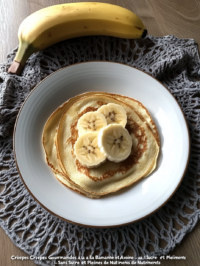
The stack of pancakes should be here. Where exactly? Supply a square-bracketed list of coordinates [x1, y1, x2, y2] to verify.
[42, 92, 160, 198]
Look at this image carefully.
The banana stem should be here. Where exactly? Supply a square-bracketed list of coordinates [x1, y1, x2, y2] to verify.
[8, 41, 35, 75]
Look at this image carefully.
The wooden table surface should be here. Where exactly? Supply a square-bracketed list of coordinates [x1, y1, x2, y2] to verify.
[1, 0, 200, 265]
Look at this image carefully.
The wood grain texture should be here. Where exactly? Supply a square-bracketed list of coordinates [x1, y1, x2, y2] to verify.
[0, 0, 31, 63]
[0, 0, 200, 265]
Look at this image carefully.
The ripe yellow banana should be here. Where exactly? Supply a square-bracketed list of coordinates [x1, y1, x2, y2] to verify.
[8, 2, 147, 75]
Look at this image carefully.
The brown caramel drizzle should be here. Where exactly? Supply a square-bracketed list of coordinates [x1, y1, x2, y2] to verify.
[96, 101, 107, 107]
[126, 119, 147, 163]
[78, 106, 98, 118]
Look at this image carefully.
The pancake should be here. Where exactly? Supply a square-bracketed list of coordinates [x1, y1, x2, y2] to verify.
[42, 92, 101, 198]
[42, 92, 160, 197]
[56, 94, 159, 196]
[54, 172, 100, 198]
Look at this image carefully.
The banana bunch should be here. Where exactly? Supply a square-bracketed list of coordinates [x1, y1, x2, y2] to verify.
[74, 103, 132, 167]
[8, 2, 147, 75]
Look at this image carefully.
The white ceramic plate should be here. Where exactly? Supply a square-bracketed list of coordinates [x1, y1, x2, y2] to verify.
[14, 62, 190, 227]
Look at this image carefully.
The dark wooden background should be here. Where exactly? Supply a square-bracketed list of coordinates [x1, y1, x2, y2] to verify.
[1, 0, 200, 265]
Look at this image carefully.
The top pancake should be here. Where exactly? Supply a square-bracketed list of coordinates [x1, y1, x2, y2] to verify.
[56, 93, 159, 195]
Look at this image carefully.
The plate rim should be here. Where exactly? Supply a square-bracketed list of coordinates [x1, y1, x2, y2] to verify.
[13, 61, 191, 228]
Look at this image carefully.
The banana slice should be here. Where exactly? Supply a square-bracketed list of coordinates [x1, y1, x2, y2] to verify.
[98, 124, 132, 163]
[97, 103, 127, 127]
[74, 132, 106, 168]
[77, 111, 107, 136]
